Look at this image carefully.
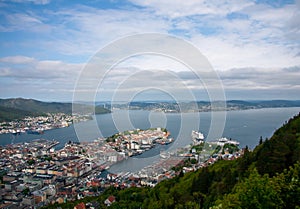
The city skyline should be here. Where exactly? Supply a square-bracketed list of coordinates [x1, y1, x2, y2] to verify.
[0, 0, 299, 101]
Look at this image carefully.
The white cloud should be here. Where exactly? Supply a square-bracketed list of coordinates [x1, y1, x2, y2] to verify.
[129, 0, 254, 18]
[0, 55, 299, 101]
[46, 1, 300, 70]
[5, 0, 50, 5]
[2, 1, 299, 67]
[0, 0, 300, 100]
[0, 56, 35, 64]
[219, 66, 300, 89]
[40, 6, 171, 56]
[190, 33, 300, 71]
[0, 56, 82, 79]
[0, 12, 51, 32]
[0, 56, 83, 101]
[99, 65, 300, 93]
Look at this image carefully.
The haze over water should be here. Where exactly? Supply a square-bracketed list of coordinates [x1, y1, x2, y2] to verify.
[0, 107, 299, 149]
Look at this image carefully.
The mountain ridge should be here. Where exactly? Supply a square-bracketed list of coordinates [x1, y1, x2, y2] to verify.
[0, 98, 111, 122]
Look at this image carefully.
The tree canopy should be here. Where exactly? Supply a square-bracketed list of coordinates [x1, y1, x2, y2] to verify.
[43, 112, 300, 209]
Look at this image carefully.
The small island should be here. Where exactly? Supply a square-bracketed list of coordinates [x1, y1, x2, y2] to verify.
[106, 127, 173, 157]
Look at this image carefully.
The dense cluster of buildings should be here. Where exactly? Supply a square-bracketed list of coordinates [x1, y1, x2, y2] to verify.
[0, 138, 124, 208]
[0, 128, 176, 208]
[0, 113, 91, 135]
[107, 128, 173, 156]
[0, 128, 243, 208]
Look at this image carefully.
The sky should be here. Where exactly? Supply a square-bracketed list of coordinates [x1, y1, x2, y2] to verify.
[0, 0, 300, 102]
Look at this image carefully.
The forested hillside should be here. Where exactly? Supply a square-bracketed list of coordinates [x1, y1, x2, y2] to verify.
[0, 106, 40, 122]
[44, 112, 300, 209]
[0, 98, 111, 122]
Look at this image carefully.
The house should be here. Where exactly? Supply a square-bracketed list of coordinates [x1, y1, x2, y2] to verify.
[32, 190, 47, 204]
[22, 196, 35, 206]
[55, 196, 65, 204]
[2, 176, 15, 183]
[5, 180, 21, 192]
[74, 202, 86, 209]
[104, 195, 116, 206]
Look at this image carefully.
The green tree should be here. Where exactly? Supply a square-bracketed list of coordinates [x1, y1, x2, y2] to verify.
[27, 159, 35, 165]
[214, 168, 283, 209]
[259, 136, 263, 145]
[22, 187, 30, 196]
[276, 163, 300, 208]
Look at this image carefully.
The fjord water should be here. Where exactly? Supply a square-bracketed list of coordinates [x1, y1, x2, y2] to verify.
[1, 107, 299, 156]
[1, 107, 299, 173]
[1, 108, 300, 149]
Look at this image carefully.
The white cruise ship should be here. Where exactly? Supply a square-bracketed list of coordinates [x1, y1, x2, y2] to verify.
[216, 137, 239, 146]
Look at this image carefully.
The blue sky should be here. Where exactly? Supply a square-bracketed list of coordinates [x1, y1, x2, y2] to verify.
[0, 0, 299, 102]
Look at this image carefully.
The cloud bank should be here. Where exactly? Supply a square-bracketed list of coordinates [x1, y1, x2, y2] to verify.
[0, 0, 299, 101]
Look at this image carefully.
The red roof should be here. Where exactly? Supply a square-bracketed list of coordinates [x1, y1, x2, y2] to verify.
[74, 202, 86, 209]
[107, 195, 116, 203]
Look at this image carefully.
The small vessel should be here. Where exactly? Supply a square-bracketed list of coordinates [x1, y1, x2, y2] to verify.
[26, 128, 44, 135]
[11, 130, 17, 135]
[11, 130, 21, 135]
[165, 138, 174, 145]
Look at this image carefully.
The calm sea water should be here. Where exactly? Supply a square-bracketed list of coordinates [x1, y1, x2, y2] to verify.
[1, 108, 299, 172]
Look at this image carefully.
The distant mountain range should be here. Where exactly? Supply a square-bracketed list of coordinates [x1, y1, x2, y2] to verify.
[0, 98, 111, 122]
[226, 100, 300, 108]
[1, 98, 300, 122]
[109, 100, 300, 112]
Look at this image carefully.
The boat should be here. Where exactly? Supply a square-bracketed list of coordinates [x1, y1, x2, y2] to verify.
[26, 128, 44, 135]
[165, 138, 174, 145]
[11, 130, 21, 136]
